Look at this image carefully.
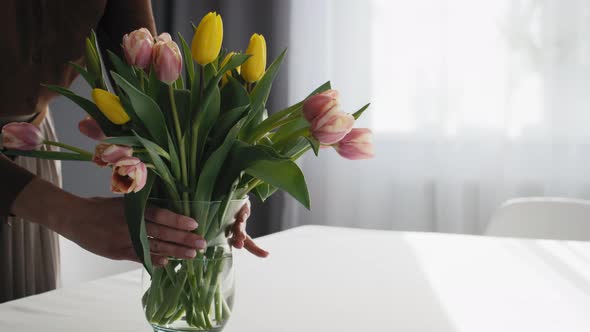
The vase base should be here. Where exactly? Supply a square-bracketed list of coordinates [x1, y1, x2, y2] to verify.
[152, 325, 225, 332]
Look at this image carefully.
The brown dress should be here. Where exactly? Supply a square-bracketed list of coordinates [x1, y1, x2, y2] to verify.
[0, 0, 156, 302]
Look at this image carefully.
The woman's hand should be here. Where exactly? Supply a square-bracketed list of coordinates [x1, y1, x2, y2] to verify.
[228, 200, 269, 258]
[63, 197, 206, 267]
[12, 178, 267, 265]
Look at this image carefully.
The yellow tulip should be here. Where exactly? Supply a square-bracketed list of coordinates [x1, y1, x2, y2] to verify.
[241, 33, 267, 83]
[192, 12, 224, 65]
[220, 52, 241, 87]
[91, 89, 130, 125]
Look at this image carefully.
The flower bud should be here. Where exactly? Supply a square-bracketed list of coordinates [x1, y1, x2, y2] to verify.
[191, 12, 224, 65]
[334, 128, 375, 160]
[156, 32, 172, 43]
[241, 33, 267, 83]
[1, 122, 44, 151]
[78, 117, 107, 141]
[122, 28, 154, 69]
[111, 157, 148, 194]
[91, 89, 130, 125]
[153, 36, 183, 84]
[310, 109, 355, 145]
[303, 93, 340, 123]
[93, 143, 133, 167]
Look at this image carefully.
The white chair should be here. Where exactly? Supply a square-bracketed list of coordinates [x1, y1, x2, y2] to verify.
[486, 197, 590, 241]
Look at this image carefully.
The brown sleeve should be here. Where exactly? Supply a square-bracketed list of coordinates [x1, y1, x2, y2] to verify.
[0, 154, 35, 217]
[96, 0, 157, 59]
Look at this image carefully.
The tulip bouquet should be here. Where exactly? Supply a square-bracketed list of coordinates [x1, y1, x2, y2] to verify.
[0, 11, 374, 332]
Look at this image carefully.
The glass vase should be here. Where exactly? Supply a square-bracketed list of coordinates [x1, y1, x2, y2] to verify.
[141, 199, 247, 332]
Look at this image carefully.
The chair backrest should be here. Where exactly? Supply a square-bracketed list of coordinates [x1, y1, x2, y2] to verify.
[486, 197, 590, 241]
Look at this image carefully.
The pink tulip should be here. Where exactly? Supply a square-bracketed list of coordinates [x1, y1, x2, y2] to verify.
[111, 157, 148, 194]
[321, 89, 340, 100]
[310, 108, 355, 145]
[152, 34, 182, 84]
[93, 143, 133, 167]
[122, 28, 154, 69]
[303, 90, 341, 123]
[1, 122, 44, 151]
[156, 32, 172, 43]
[78, 117, 107, 141]
[303, 94, 340, 123]
[334, 128, 375, 160]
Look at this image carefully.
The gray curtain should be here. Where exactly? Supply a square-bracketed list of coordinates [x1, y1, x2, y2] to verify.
[151, 0, 291, 237]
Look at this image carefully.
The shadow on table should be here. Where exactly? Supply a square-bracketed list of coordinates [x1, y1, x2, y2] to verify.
[520, 241, 590, 297]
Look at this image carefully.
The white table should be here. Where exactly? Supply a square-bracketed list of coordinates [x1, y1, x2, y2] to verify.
[1, 225, 589, 331]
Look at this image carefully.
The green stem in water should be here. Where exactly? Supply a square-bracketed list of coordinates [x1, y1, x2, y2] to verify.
[43, 140, 93, 157]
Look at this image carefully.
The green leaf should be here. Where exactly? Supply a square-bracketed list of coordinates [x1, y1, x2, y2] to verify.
[69, 62, 97, 89]
[271, 118, 308, 143]
[112, 72, 170, 148]
[1, 150, 92, 161]
[253, 183, 278, 202]
[174, 89, 192, 134]
[218, 53, 250, 76]
[353, 103, 371, 120]
[242, 49, 287, 139]
[178, 33, 195, 87]
[88, 30, 106, 89]
[147, 68, 163, 100]
[134, 132, 176, 191]
[220, 76, 250, 112]
[209, 105, 249, 148]
[216, 141, 287, 197]
[195, 119, 244, 203]
[102, 136, 141, 145]
[124, 171, 156, 275]
[247, 159, 310, 209]
[310, 81, 332, 95]
[167, 134, 181, 180]
[304, 136, 320, 156]
[85, 38, 101, 81]
[194, 120, 245, 233]
[192, 55, 249, 125]
[194, 85, 221, 165]
[189, 65, 202, 114]
[107, 50, 139, 88]
[279, 136, 309, 158]
[42, 84, 122, 137]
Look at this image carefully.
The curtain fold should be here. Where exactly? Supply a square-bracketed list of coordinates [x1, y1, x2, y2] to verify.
[151, 0, 291, 237]
[284, 0, 590, 234]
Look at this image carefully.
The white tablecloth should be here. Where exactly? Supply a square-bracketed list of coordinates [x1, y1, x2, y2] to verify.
[1, 226, 589, 331]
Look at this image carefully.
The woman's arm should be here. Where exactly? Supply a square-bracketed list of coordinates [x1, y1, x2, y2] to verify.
[11, 176, 206, 266]
[0, 154, 35, 218]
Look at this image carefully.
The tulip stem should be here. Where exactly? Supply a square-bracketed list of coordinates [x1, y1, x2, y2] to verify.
[242, 179, 262, 194]
[248, 111, 302, 143]
[291, 146, 312, 161]
[43, 140, 93, 157]
[169, 85, 190, 213]
[138, 70, 146, 92]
